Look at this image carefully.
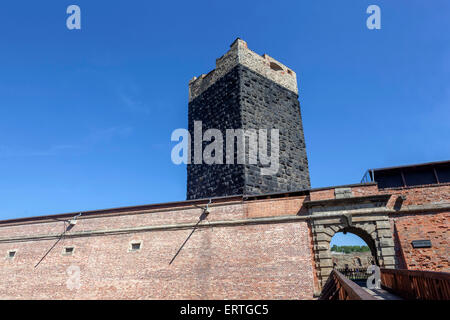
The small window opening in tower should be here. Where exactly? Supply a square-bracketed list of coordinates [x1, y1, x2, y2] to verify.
[269, 62, 283, 71]
[64, 247, 74, 255]
[129, 241, 142, 252]
[8, 250, 16, 259]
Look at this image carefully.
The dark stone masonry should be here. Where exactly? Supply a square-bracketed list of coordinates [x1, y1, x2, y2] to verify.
[187, 39, 310, 200]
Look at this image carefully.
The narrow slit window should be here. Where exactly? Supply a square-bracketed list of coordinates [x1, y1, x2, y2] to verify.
[63, 247, 74, 255]
[269, 62, 283, 71]
[130, 242, 142, 252]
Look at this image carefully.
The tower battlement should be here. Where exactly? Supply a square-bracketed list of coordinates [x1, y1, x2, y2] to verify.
[189, 38, 298, 102]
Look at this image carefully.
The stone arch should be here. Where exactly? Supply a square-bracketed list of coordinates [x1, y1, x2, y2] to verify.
[337, 226, 379, 266]
[311, 216, 396, 288]
[323, 223, 379, 264]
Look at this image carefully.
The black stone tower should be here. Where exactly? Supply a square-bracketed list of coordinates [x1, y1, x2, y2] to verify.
[187, 39, 310, 200]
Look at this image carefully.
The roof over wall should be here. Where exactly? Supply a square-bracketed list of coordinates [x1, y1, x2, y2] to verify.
[365, 160, 450, 189]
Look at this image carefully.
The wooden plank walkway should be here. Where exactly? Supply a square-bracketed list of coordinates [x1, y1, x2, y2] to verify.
[362, 287, 402, 300]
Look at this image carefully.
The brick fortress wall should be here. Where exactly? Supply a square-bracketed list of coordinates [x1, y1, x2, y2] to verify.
[0, 183, 448, 299]
[0, 197, 315, 299]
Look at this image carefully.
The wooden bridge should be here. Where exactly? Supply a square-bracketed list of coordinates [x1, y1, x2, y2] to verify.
[319, 268, 450, 300]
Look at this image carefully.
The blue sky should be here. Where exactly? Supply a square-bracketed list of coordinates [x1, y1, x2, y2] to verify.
[330, 232, 367, 247]
[0, 0, 449, 241]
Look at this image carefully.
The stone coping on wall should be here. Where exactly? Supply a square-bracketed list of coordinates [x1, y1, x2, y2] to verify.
[0, 184, 365, 226]
[0, 196, 244, 227]
[0, 183, 448, 228]
[2, 202, 449, 244]
[188, 38, 298, 101]
[304, 194, 392, 208]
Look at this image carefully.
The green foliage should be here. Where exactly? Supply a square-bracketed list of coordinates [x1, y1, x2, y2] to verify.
[330, 245, 370, 253]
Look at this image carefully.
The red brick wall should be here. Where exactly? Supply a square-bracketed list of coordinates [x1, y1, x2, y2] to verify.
[309, 183, 379, 200]
[351, 184, 379, 197]
[244, 196, 307, 218]
[390, 211, 449, 272]
[309, 189, 334, 201]
[386, 184, 450, 207]
[0, 202, 315, 299]
[0, 183, 448, 299]
[386, 185, 449, 271]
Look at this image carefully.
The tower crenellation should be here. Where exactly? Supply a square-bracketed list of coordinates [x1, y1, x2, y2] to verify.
[189, 38, 298, 102]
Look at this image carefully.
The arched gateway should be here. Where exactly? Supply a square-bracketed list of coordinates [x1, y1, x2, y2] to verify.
[307, 191, 396, 287]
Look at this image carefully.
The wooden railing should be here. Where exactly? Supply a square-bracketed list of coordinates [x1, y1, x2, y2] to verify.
[381, 268, 450, 300]
[319, 269, 376, 300]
